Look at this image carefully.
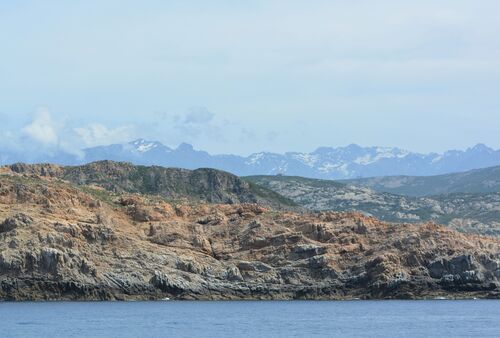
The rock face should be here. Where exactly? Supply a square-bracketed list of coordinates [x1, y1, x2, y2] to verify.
[0, 167, 498, 301]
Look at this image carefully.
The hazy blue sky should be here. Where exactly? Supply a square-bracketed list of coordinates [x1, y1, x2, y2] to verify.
[1, 0, 499, 155]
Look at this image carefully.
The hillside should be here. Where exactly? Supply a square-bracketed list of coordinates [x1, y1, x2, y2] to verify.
[2, 139, 500, 180]
[0, 172, 498, 300]
[245, 175, 500, 236]
[341, 165, 500, 197]
[5, 162, 296, 210]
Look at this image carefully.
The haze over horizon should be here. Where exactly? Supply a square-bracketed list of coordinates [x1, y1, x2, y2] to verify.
[1, 1, 499, 156]
[1, 108, 499, 158]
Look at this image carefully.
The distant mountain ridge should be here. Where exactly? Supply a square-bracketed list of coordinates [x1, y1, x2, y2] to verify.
[1, 139, 500, 179]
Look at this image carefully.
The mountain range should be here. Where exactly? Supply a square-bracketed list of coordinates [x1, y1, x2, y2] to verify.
[2, 139, 500, 179]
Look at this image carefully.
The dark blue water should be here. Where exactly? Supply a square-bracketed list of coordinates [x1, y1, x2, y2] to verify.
[0, 300, 498, 337]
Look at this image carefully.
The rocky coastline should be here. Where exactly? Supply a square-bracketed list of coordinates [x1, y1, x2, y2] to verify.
[0, 165, 498, 301]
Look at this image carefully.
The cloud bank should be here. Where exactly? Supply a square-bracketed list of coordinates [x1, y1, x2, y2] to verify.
[0, 107, 270, 162]
[21, 108, 59, 147]
[1, 109, 136, 159]
[74, 124, 135, 148]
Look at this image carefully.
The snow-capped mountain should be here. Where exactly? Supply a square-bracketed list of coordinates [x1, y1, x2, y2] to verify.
[1, 139, 500, 179]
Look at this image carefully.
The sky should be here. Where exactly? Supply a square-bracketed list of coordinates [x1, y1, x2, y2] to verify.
[0, 0, 499, 156]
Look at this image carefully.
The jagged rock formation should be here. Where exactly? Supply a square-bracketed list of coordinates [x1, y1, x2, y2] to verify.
[0, 169, 498, 300]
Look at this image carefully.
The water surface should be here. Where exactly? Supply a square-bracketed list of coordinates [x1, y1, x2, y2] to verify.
[1, 300, 498, 337]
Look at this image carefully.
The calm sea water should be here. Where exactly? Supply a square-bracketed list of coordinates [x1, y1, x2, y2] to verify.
[0, 300, 498, 338]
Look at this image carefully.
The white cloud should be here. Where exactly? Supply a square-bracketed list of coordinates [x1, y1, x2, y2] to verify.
[74, 123, 135, 148]
[0, 109, 137, 160]
[21, 108, 59, 146]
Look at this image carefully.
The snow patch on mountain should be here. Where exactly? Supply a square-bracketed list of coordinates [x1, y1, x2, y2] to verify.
[246, 153, 265, 165]
[291, 153, 318, 167]
[137, 143, 158, 153]
[353, 155, 373, 165]
[431, 155, 443, 163]
[2, 141, 499, 180]
[130, 139, 169, 153]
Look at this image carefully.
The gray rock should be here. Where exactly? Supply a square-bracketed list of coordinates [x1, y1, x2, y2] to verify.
[40, 248, 63, 274]
[237, 261, 273, 273]
[428, 254, 482, 283]
[291, 244, 327, 260]
[225, 266, 244, 281]
[309, 255, 328, 269]
[0, 214, 33, 233]
[150, 271, 191, 295]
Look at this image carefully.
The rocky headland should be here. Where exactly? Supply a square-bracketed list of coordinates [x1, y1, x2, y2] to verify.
[0, 162, 498, 300]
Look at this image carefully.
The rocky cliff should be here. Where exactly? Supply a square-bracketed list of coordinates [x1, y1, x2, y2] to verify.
[0, 170, 498, 300]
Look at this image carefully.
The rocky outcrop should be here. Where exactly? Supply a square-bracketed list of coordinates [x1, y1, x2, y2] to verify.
[0, 170, 498, 301]
[5, 161, 296, 209]
[426, 254, 500, 292]
[245, 175, 500, 236]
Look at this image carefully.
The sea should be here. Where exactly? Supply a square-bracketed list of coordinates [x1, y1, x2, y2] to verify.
[0, 300, 498, 337]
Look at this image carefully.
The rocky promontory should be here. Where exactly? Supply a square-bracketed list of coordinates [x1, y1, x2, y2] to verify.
[0, 163, 498, 300]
